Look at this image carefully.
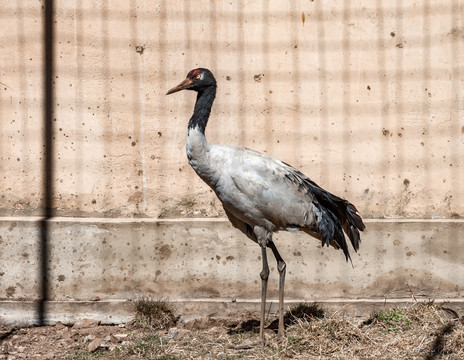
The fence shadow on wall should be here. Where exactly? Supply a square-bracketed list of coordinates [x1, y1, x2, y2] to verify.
[38, 0, 55, 326]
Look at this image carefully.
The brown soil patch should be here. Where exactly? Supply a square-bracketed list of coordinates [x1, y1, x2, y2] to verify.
[1, 303, 463, 359]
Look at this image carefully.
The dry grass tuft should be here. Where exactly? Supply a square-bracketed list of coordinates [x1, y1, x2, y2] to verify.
[68, 302, 464, 359]
[132, 297, 177, 330]
[287, 302, 325, 322]
[284, 302, 464, 360]
[267, 302, 325, 332]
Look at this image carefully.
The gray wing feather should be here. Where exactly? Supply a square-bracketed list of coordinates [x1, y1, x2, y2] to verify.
[203, 145, 365, 261]
[227, 149, 319, 230]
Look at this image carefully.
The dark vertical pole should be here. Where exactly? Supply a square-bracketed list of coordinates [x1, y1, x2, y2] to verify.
[39, 0, 54, 326]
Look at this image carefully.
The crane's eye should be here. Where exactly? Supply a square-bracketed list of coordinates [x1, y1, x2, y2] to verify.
[196, 74, 201, 79]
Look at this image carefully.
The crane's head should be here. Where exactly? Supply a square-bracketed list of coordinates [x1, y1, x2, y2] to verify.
[166, 68, 216, 95]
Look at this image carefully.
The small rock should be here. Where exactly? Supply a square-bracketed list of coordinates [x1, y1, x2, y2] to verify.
[113, 333, 128, 341]
[103, 335, 119, 343]
[90, 296, 101, 301]
[82, 335, 96, 343]
[109, 335, 119, 344]
[177, 314, 202, 327]
[1, 343, 9, 354]
[73, 318, 100, 329]
[88, 339, 102, 353]
[55, 321, 66, 329]
[167, 327, 191, 339]
[207, 326, 227, 335]
[167, 327, 179, 338]
[118, 323, 125, 328]
[235, 339, 259, 350]
[264, 328, 275, 335]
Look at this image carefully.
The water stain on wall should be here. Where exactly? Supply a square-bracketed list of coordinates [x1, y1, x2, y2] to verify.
[6, 286, 15, 297]
[158, 244, 172, 260]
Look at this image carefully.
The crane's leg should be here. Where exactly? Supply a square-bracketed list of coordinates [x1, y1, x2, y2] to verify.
[268, 240, 286, 338]
[259, 241, 270, 346]
[259, 244, 269, 346]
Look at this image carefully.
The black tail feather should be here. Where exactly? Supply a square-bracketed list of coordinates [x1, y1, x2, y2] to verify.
[305, 179, 365, 262]
[284, 167, 365, 261]
[316, 205, 352, 263]
[344, 202, 365, 252]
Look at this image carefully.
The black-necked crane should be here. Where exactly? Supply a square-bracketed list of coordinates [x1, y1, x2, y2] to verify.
[166, 68, 365, 345]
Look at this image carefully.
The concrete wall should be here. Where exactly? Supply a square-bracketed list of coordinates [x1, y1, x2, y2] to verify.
[2, 218, 464, 300]
[1, 217, 464, 325]
[1, 0, 463, 323]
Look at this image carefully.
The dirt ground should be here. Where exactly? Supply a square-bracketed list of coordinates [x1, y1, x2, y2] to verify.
[1, 302, 463, 360]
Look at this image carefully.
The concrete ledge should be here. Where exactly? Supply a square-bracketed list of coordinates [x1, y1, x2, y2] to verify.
[2, 298, 464, 327]
[0, 300, 133, 327]
[1, 217, 463, 326]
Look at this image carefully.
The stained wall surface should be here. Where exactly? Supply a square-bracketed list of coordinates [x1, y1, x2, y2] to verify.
[1, 218, 464, 301]
[0, 0, 463, 318]
[1, 0, 463, 219]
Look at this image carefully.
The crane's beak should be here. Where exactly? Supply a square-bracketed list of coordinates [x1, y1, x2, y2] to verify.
[166, 78, 193, 95]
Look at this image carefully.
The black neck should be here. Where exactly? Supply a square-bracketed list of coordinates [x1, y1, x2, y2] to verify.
[188, 85, 217, 134]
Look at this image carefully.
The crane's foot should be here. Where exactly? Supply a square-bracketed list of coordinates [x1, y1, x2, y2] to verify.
[275, 332, 286, 345]
[276, 323, 286, 341]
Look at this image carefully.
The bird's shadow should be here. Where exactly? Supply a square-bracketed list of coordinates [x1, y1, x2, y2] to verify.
[227, 318, 261, 334]
[227, 302, 325, 335]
